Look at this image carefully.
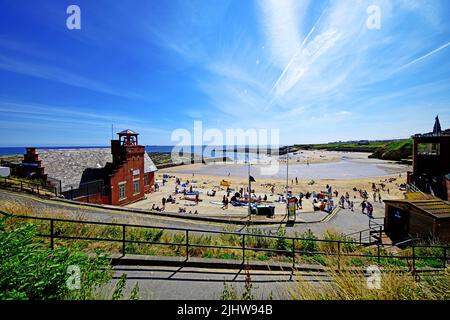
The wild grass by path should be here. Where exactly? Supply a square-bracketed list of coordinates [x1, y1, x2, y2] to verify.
[1, 200, 446, 271]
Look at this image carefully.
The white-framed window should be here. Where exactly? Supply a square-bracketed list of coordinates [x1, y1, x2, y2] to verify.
[119, 183, 126, 200]
[133, 180, 140, 194]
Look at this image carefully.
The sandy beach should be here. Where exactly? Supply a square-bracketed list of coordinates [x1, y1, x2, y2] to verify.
[127, 150, 410, 220]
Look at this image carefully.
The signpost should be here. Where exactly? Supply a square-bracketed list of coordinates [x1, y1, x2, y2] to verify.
[287, 197, 296, 222]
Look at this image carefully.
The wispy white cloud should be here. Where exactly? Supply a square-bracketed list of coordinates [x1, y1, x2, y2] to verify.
[0, 54, 139, 99]
[258, 0, 308, 68]
[0, 100, 170, 136]
[397, 41, 450, 71]
[272, 28, 342, 96]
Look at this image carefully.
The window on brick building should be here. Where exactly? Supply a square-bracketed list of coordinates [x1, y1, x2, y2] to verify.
[119, 183, 126, 200]
[144, 174, 149, 186]
[133, 180, 140, 194]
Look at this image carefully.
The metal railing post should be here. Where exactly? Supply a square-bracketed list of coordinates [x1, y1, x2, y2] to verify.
[292, 238, 295, 269]
[50, 220, 54, 250]
[443, 247, 447, 269]
[379, 226, 382, 244]
[377, 242, 381, 264]
[337, 241, 341, 271]
[186, 230, 189, 260]
[122, 225, 126, 255]
[242, 234, 246, 264]
[359, 232, 362, 245]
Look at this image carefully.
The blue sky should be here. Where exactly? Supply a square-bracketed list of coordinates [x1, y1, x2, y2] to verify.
[0, 0, 450, 146]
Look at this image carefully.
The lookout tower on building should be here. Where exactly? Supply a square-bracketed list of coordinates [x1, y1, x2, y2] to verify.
[118, 129, 139, 146]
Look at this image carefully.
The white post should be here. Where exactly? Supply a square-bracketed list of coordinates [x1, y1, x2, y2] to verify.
[248, 156, 252, 223]
[286, 146, 289, 191]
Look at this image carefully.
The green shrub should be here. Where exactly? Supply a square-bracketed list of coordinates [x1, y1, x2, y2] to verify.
[272, 228, 290, 253]
[246, 228, 272, 249]
[0, 217, 112, 300]
[299, 229, 318, 253]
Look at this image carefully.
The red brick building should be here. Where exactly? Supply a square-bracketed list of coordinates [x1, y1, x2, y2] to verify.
[20, 129, 157, 206]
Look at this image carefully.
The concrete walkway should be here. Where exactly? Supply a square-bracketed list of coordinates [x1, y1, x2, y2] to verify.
[105, 265, 331, 300]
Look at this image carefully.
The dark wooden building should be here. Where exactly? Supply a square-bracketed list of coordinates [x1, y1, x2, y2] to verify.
[407, 116, 450, 200]
[20, 130, 157, 206]
[384, 196, 450, 243]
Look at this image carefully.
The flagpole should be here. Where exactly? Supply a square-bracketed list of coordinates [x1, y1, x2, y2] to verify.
[248, 154, 252, 223]
[286, 146, 289, 219]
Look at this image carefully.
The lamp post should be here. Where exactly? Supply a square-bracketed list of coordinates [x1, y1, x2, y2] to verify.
[286, 145, 289, 192]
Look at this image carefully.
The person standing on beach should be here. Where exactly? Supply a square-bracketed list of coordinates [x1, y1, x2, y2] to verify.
[378, 192, 382, 203]
[162, 197, 166, 210]
[361, 201, 366, 214]
[350, 201, 354, 212]
[295, 177, 298, 185]
[195, 194, 199, 205]
[222, 195, 229, 210]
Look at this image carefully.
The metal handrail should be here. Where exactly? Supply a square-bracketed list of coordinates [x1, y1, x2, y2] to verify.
[1, 211, 448, 271]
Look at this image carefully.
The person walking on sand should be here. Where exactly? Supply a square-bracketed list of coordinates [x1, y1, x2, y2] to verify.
[350, 201, 354, 212]
[361, 201, 366, 214]
[378, 192, 382, 203]
[162, 197, 166, 210]
[367, 202, 374, 218]
[295, 177, 298, 185]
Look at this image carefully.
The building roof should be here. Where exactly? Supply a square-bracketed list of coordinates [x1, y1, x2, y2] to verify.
[36, 148, 157, 192]
[144, 153, 158, 173]
[413, 128, 450, 138]
[118, 129, 138, 135]
[384, 197, 450, 219]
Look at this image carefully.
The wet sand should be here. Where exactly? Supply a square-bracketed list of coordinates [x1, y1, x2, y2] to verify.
[167, 150, 409, 180]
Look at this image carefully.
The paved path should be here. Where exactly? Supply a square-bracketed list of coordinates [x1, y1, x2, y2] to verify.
[102, 265, 330, 300]
[0, 189, 381, 238]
